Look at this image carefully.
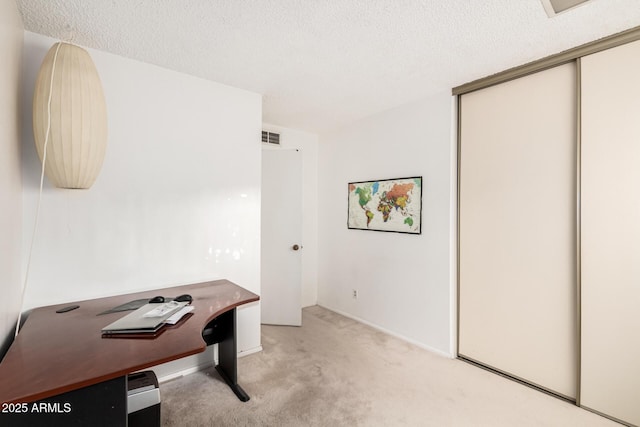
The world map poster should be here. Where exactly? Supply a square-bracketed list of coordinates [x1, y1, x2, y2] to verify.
[348, 177, 422, 234]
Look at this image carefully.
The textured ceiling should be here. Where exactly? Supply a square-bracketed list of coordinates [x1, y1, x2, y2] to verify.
[14, 0, 640, 134]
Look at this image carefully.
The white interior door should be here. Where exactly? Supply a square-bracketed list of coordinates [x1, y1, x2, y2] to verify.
[261, 148, 302, 326]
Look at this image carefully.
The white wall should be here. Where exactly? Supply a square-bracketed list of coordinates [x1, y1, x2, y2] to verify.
[20, 33, 262, 371]
[262, 124, 319, 307]
[318, 92, 454, 356]
[0, 0, 24, 359]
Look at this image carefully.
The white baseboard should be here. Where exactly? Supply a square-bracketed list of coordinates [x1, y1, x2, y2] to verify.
[238, 344, 263, 358]
[156, 345, 263, 384]
[157, 361, 215, 383]
[317, 305, 455, 359]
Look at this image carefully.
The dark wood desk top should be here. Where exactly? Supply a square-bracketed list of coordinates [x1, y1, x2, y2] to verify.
[0, 279, 259, 404]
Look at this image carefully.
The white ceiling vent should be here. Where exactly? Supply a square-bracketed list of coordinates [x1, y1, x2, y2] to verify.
[262, 131, 280, 145]
[540, 0, 592, 17]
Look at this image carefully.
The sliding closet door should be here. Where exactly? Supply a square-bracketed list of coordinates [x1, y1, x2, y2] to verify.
[581, 40, 640, 426]
[459, 63, 577, 399]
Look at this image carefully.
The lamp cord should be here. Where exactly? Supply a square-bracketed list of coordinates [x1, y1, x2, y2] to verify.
[15, 42, 63, 338]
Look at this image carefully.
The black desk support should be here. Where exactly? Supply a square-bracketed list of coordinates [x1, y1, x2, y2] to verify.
[206, 308, 250, 402]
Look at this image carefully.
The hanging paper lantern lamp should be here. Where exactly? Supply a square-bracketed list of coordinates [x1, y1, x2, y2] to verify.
[32, 42, 108, 189]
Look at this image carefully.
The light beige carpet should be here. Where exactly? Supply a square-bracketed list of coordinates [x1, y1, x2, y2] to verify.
[160, 306, 616, 426]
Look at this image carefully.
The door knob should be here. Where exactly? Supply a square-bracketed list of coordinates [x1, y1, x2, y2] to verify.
[292, 244, 301, 251]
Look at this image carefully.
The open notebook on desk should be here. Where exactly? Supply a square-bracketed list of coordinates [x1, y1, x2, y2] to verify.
[101, 300, 190, 335]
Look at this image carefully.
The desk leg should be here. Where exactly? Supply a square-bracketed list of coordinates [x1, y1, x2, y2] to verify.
[215, 308, 250, 402]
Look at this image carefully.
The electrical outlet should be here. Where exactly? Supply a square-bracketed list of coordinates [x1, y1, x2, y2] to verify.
[352, 289, 358, 299]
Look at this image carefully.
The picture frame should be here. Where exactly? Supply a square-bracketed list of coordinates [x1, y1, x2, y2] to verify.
[347, 176, 422, 234]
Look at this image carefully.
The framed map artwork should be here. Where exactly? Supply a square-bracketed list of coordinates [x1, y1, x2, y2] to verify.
[348, 176, 422, 234]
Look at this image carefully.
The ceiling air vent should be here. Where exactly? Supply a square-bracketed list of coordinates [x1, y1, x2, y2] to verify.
[262, 131, 280, 145]
[540, 0, 591, 17]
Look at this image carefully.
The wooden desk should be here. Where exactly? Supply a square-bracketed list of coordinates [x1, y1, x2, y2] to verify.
[0, 279, 259, 425]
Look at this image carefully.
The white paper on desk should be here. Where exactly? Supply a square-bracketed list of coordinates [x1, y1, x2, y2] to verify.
[164, 306, 194, 325]
[143, 301, 183, 318]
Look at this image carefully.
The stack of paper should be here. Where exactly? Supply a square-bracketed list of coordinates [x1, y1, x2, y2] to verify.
[165, 306, 195, 325]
